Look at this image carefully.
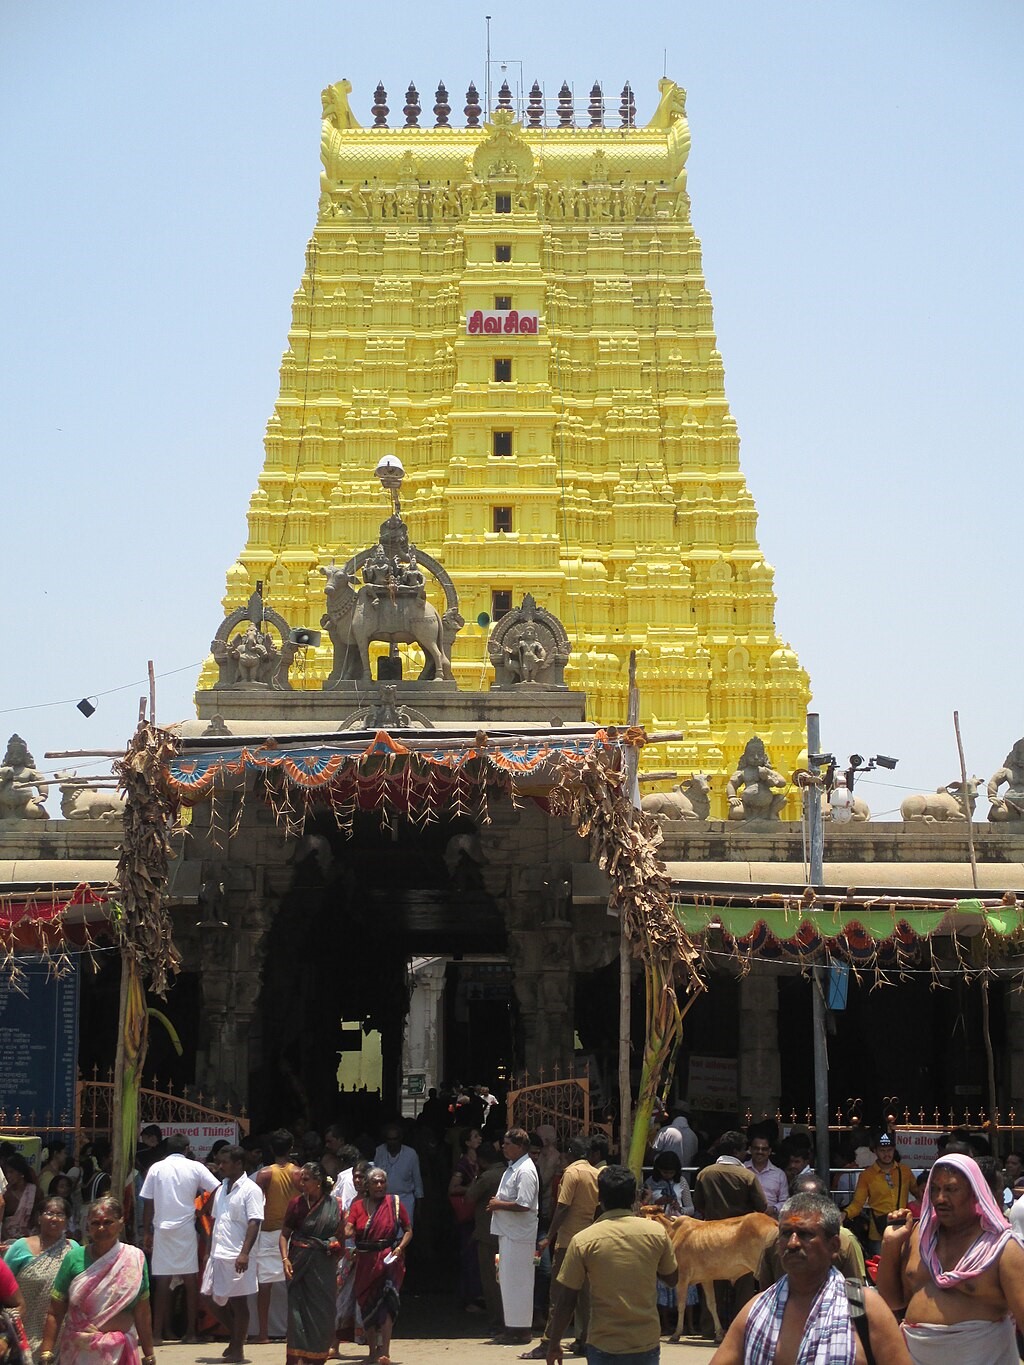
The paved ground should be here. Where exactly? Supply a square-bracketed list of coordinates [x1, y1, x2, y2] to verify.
[153, 1297, 720, 1365]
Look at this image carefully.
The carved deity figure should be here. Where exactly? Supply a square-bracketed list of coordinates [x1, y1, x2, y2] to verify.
[398, 549, 426, 597]
[726, 737, 787, 822]
[488, 594, 571, 688]
[228, 622, 271, 684]
[505, 624, 548, 683]
[0, 735, 49, 820]
[363, 544, 392, 590]
[209, 589, 296, 690]
[321, 520, 459, 685]
[988, 738, 1024, 821]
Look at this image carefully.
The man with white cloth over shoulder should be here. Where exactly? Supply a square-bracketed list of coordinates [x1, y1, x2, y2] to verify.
[712, 1192, 910, 1365]
[877, 1151, 1024, 1364]
[488, 1127, 540, 1347]
[140, 1131, 220, 1343]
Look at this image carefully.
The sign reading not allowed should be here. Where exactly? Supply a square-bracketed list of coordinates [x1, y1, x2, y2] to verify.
[687, 1055, 738, 1110]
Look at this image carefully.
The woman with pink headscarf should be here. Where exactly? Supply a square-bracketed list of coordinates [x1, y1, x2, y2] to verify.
[877, 1151, 1024, 1363]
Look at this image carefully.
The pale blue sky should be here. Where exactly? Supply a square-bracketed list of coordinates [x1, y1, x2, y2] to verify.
[1, 0, 1021, 815]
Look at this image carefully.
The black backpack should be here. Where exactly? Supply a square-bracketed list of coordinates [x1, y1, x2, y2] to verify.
[845, 1278, 875, 1365]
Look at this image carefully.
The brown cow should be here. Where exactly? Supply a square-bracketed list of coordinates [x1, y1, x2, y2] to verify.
[644, 1210, 778, 1342]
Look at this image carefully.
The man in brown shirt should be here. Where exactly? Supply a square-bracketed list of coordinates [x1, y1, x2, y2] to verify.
[465, 1143, 505, 1331]
[694, 1131, 767, 1333]
[547, 1164, 677, 1365]
[523, 1133, 609, 1360]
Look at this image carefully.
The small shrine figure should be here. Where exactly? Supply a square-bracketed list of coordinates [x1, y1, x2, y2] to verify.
[209, 589, 296, 690]
[398, 549, 426, 597]
[988, 737, 1024, 821]
[726, 737, 787, 822]
[488, 594, 571, 688]
[505, 623, 548, 683]
[363, 544, 393, 591]
[0, 734, 49, 820]
[228, 622, 271, 685]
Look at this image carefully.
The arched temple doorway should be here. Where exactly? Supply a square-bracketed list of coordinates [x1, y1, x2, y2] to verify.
[250, 810, 507, 1131]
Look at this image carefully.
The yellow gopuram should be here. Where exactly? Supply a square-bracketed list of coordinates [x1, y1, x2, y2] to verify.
[207, 76, 810, 816]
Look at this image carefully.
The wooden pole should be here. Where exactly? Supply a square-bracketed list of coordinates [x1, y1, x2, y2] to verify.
[44, 750, 126, 759]
[953, 711, 998, 1148]
[619, 651, 640, 1159]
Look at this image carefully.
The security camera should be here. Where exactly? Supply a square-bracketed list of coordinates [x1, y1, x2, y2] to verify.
[289, 628, 322, 648]
[808, 752, 835, 767]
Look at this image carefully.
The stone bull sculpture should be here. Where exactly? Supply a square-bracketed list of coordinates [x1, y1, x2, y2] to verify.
[900, 777, 982, 823]
[55, 772, 126, 822]
[640, 774, 712, 823]
[321, 565, 454, 684]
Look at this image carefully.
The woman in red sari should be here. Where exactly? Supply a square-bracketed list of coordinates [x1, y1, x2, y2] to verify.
[344, 1168, 411, 1365]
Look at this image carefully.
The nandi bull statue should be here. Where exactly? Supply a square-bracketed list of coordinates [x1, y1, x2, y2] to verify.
[54, 772, 126, 822]
[900, 777, 983, 823]
[320, 513, 463, 686]
[641, 774, 712, 824]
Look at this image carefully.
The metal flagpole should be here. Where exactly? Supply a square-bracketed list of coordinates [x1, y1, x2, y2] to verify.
[806, 712, 830, 1181]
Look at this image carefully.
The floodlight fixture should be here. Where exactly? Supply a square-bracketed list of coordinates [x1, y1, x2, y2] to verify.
[874, 754, 899, 770]
[77, 698, 97, 718]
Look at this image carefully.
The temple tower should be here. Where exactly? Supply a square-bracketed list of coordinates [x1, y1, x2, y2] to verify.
[205, 75, 810, 814]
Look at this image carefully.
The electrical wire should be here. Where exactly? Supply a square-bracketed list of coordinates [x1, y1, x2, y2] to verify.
[0, 662, 206, 717]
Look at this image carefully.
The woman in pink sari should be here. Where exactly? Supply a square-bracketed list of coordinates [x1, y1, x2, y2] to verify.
[345, 1169, 412, 1365]
[1, 1156, 40, 1243]
[39, 1196, 154, 1365]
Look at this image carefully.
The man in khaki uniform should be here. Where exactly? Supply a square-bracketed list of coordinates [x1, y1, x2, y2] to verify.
[523, 1134, 609, 1359]
[546, 1164, 677, 1365]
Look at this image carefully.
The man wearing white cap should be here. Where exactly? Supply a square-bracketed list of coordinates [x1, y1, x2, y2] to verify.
[844, 1134, 919, 1255]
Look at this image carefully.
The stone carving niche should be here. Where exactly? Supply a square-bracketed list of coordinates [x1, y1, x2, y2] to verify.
[210, 591, 297, 690]
[988, 738, 1024, 822]
[488, 595, 571, 688]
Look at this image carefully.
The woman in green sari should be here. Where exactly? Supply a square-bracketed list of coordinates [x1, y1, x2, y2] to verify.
[280, 1163, 343, 1365]
[4, 1196, 73, 1362]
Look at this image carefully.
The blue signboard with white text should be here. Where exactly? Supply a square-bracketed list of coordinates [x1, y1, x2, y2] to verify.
[0, 958, 80, 1125]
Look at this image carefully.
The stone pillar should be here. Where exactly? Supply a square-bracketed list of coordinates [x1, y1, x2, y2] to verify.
[1006, 989, 1024, 1114]
[196, 890, 274, 1107]
[403, 957, 447, 1110]
[509, 923, 575, 1077]
[738, 969, 781, 1118]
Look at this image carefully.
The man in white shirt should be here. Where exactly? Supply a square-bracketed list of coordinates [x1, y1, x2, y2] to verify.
[488, 1127, 540, 1346]
[373, 1122, 424, 1226]
[201, 1144, 264, 1364]
[140, 1133, 220, 1344]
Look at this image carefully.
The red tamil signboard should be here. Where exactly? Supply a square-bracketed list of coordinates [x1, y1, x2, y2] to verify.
[466, 310, 539, 335]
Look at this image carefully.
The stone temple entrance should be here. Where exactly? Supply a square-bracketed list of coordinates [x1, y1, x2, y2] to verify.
[250, 810, 506, 1130]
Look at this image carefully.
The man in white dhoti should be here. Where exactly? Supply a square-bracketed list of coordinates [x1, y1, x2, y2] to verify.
[877, 1152, 1024, 1363]
[201, 1144, 264, 1364]
[139, 1132, 220, 1343]
[488, 1128, 540, 1347]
